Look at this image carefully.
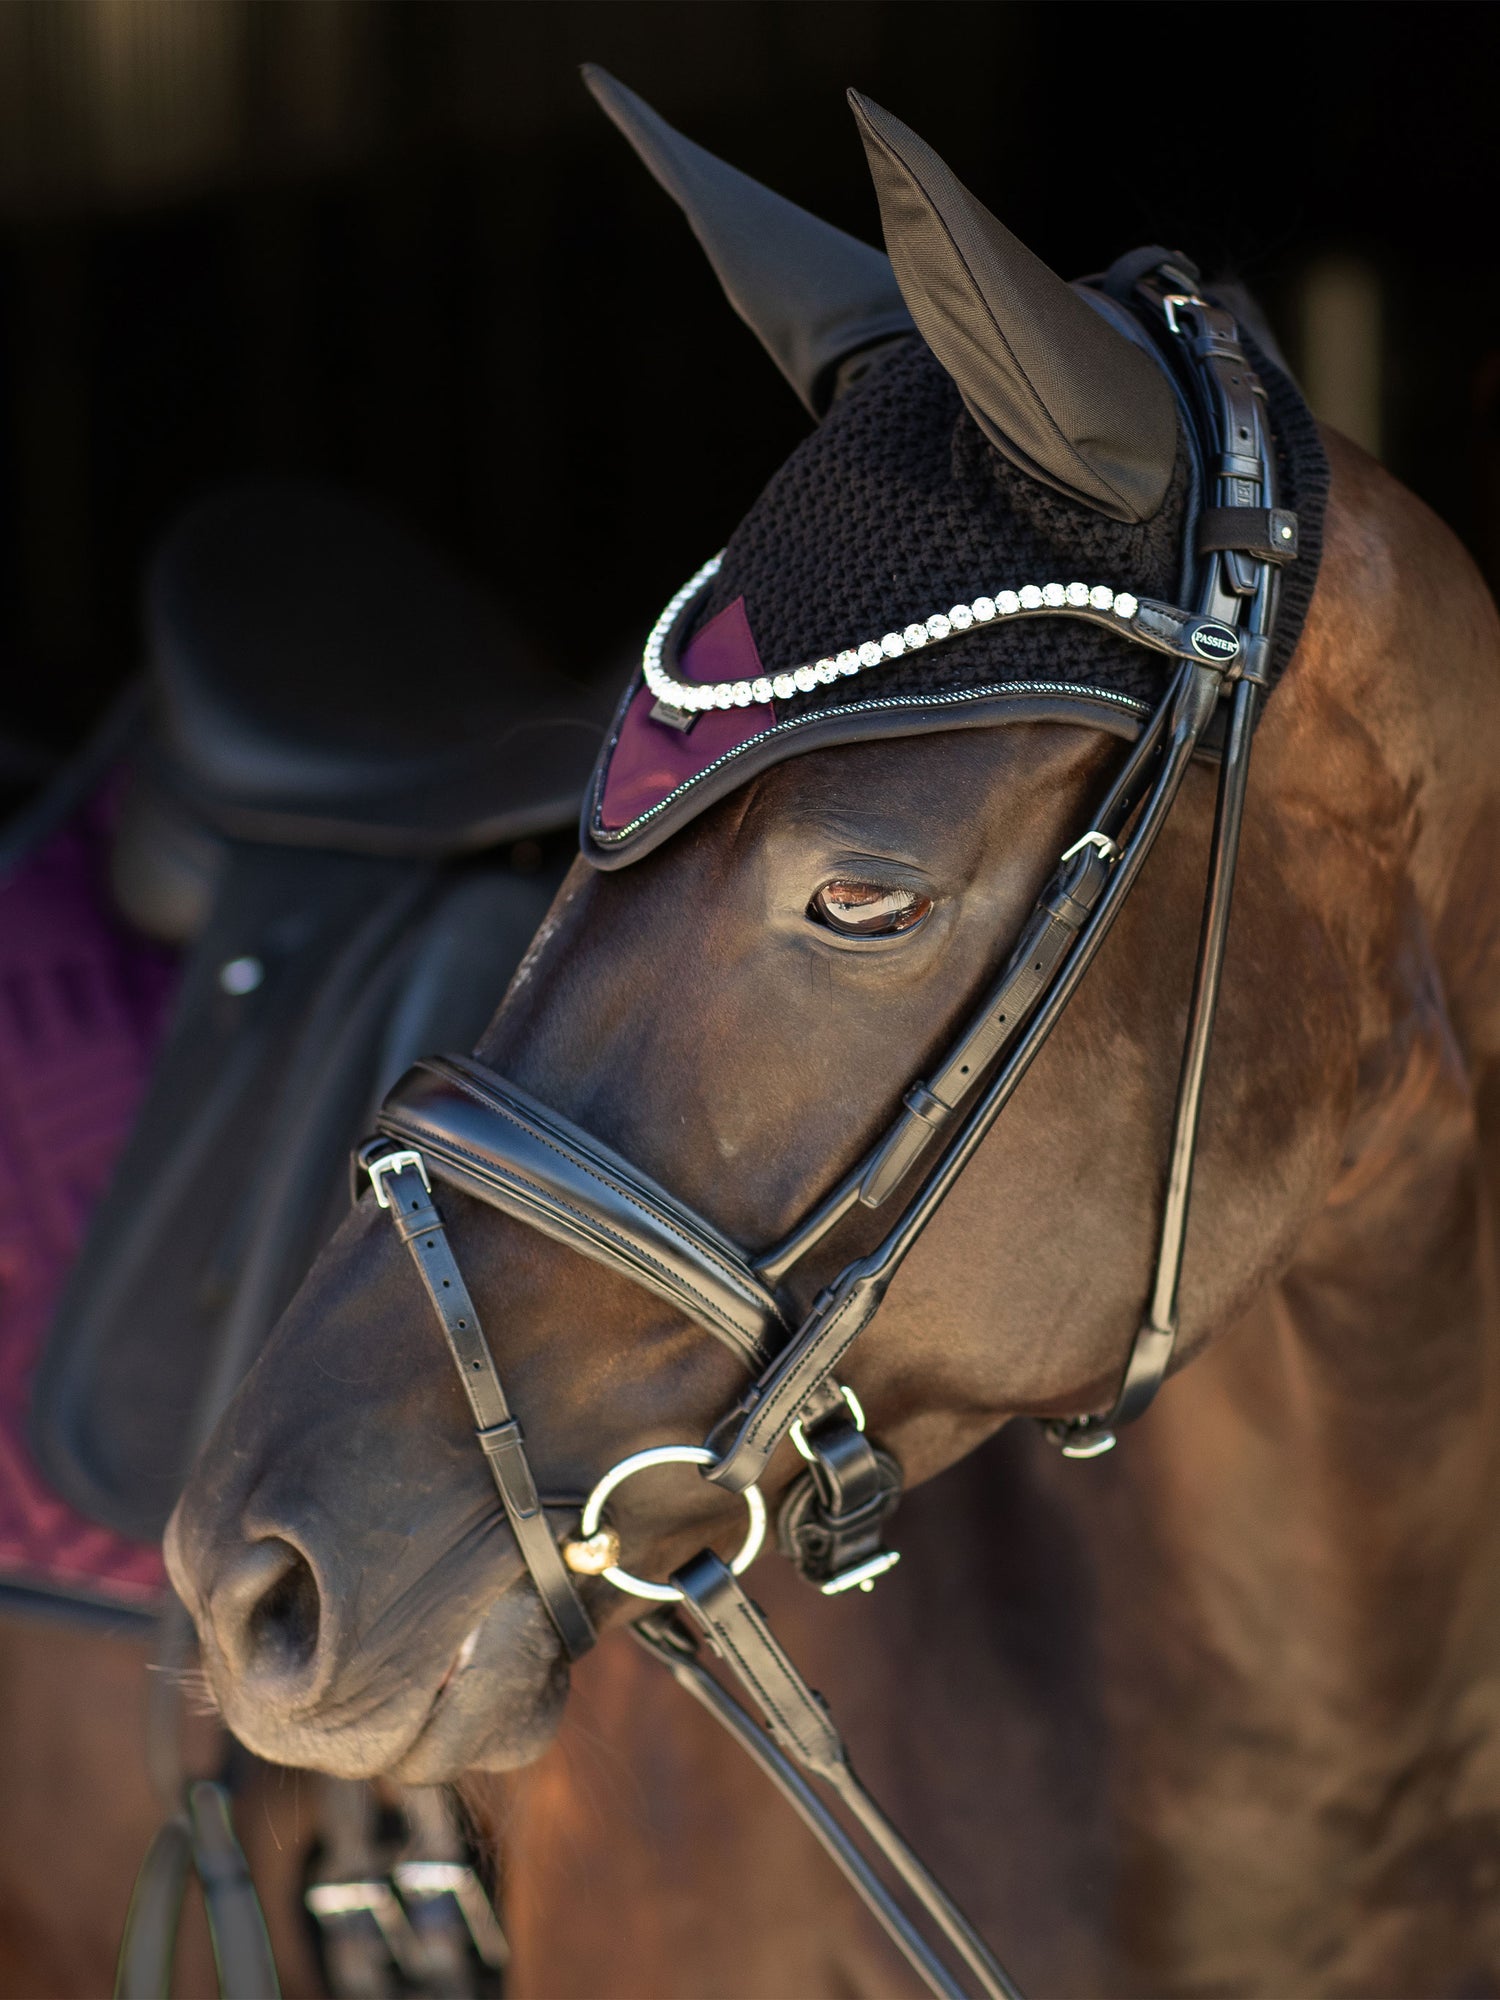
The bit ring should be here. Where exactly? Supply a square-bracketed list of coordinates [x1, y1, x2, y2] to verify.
[571, 1445, 766, 1603]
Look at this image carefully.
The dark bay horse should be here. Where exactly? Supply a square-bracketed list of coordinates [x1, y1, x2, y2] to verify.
[165, 79, 1500, 1997]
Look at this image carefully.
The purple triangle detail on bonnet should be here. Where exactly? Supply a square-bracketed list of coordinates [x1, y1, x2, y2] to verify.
[597, 595, 775, 833]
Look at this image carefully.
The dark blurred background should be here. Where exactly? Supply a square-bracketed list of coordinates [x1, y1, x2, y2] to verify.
[1, 0, 1496, 762]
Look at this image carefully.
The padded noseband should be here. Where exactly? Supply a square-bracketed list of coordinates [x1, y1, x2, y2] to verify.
[377, 1057, 783, 1371]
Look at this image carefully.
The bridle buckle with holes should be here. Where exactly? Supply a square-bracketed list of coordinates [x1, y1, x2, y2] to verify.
[365, 1147, 431, 1209]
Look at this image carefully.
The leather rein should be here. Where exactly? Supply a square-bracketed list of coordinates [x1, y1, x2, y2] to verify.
[358, 262, 1297, 2000]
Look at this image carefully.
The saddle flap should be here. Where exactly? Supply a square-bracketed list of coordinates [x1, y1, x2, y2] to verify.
[29, 850, 559, 1542]
[376, 1056, 783, 1371]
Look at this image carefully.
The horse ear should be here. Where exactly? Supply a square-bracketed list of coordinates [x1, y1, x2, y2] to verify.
[583, 67, 914, 416]
[848, 92, 1178, 522]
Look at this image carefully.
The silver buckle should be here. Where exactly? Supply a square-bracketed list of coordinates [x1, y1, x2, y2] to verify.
[790, 1382, 866, 1462]
[1060, 830, 1119, 865]
[304, 1880, 421, 1969]
[366, 1148, 431, 1209]
[1161, 292, 1211, 335]
[392, 1861, 509, 1970]
[820, 1549, 902, 1597]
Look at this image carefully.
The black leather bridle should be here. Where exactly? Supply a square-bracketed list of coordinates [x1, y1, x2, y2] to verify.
[358, 262, 1300, 2000]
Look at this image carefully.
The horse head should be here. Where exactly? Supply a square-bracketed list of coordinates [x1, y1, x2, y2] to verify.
[166, 78, 1369, 1788]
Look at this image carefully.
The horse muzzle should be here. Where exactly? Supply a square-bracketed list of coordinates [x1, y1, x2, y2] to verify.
[164, 1493, 569, 1781]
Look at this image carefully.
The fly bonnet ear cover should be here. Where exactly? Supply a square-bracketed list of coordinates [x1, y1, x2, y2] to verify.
[579, 74, 1326, 869]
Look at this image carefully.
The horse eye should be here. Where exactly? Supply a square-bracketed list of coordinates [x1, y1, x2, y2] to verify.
[808, 880, 932, 937]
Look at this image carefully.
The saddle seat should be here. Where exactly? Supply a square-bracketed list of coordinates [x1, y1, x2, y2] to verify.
[149, 482, 605, 855]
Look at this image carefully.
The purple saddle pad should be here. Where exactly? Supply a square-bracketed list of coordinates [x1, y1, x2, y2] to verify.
[0, 794, 178, 1614]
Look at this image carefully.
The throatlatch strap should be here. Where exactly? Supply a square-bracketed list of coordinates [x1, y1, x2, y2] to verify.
[374, 1159, 595, 1660]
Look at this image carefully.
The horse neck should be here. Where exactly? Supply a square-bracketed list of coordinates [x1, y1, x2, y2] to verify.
[1120, 839, 1500, 1731]
[1095, 436, 1500, 1715]
[1210, 1043, 1491, 1483]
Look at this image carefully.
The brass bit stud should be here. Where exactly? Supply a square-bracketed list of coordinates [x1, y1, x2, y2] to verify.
[563, 1526, 621, 1576]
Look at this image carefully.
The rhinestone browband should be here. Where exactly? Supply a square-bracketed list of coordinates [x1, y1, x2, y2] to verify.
[644, 553, 1143, 715]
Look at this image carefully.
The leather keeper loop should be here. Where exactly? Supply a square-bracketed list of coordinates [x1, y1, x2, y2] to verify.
[1190, 333, 1244, 362]
[776, 1439, 903, 1592]
[1197, 506, 1298, 564]
[394, 1197, 441, 1242]
[476, 1419, 543, 1519]
[902, 1083, 950, 1129]
[1229, 634, 1272, 687]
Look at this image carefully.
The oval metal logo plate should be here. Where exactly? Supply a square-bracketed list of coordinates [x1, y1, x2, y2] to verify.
[1190, 620, 1240, 662]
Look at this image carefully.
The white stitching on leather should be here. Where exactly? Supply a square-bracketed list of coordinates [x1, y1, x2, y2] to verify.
[437, 1062, 779, 1320]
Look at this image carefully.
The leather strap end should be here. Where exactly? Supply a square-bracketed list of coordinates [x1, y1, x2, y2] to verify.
[672, 1552, 846, 1779]
[858, 1100, 945, 1209]
[708, 1269, 887, 1494]
[1109, 1318, 1178, 1430]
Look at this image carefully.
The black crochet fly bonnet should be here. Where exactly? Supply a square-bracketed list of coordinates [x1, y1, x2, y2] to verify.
[580, 75, 1326, 867]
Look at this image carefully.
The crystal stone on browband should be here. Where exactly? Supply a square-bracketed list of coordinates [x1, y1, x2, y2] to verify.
[644, 551, 1142, 715]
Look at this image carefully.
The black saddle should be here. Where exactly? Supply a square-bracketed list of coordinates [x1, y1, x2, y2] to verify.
[148, 480, 604, 855]
[30, 484, 603, 1542]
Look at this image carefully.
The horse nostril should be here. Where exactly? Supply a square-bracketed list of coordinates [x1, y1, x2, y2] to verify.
[249, 1545, 321, 1673]
[211, 1538, 322, 1682]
